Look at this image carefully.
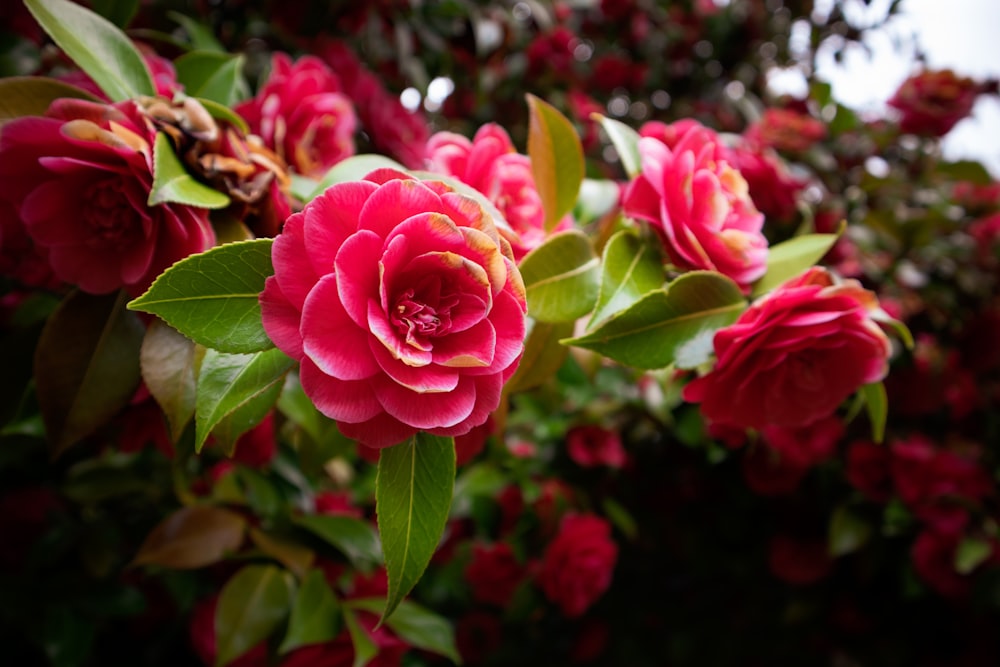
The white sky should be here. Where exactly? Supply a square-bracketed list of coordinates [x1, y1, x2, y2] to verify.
[813, 0, 1000, 176]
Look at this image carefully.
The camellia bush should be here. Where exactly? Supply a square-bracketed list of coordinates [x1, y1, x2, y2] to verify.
[1, 0, 999, 665]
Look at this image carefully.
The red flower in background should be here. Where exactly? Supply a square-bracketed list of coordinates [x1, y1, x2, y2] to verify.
[745, 108, 827, 153]
[684, 267, 892, 430]
[464, 542, 527, 607]
[537, 513, 618, 618]
[566, 424, 626, 468]
[887, 68, 985, 137]
[235, 53, 357, 179]
[0, 99, 215, 295]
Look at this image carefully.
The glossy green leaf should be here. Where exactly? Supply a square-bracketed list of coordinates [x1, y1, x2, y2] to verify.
[140, 319, 198, 442]
[587, 229, 665, 329]
[376, 433, 456, 623]
[169, 11, 226, 52]
[955, 536, 993, 575]
[310, 154, 408, 201]
[526, 93, 584, 231]
[25, 0, 154, 102]
[575, 178, 622, 224]
[860, 381, 888, 444]
[149, 132, 231, 209]
[248, 528, 316, 580]
[564, 271, 746, 370]
[194, 348, 294, 453]
[279, 569, 342, 654]
[751, 232, 840, 297]
[174, 51, 248, 107]
[594, 113, 642, 179]
[91, 0, 139, 28]
[342, 608, 378, 667]
[127, 239, 275, 353]
[293, 514, 383, 570]
[518, 230, 600, 323]
[34, 290, 144, 458]
[828, 505, 872, 557]
[0, 76, 100, 123]
[503, 318, 574, 395]
[131, 505, 247, 569]
[349, 598, 460, 664]
[215, 564, 295, 667]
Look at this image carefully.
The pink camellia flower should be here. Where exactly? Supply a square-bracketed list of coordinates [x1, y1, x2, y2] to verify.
[425, 123, 571, 260]
[235, 53, 357, 179]
[623, 124, 768, 292]
[683, 267, 892, 430]
[537, 513, 618, 618]
[464, 541, 526, 607]
[565, 424, 626, 468]
[0, 98, 215, 295]
[887, 68, 985, 137]
[259, 168, 526, 448]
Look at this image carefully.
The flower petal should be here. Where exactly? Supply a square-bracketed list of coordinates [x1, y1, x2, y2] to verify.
[260, 276, 305, 359]
[334, 229, 383, 327]
[301, 274, 380, 380]
[372, 373, 476, 429]
[337, 412, 416, 449]
[300, 357, 382, 423]
[358, 177, 443, 238]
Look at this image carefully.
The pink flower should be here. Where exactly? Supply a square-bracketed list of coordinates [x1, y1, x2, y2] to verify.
[845, 440, 893, 503]
[623, 124, 768, 291]
[235, 53, 357, 179]
[760, 413, 844, 470]
[0, 99, 215, 295]
[259, 169, 526, 448]
[425, 123, 570, 260]
[888, 68, 984, 137]
[566, 424, 626, 468]
[537, 513, 618, 618]
[683, 267, 892, 430]
[744, 108, 827, 153]
[464, 542, 526, 607]
[728, 143, 808, 224]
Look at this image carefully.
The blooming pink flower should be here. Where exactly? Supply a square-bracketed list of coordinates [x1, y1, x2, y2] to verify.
[259, 169, 526, 448]
[425, 123, 571, 260]
[0, 98, 215, 295]
[464, 542, 526, 607]
[566, 424, 626, 468]
[683, 267, 892, 430]
[623, 124, 768, 291]
[888, 68, 984, 137]
[728, 142, 808, 224]
[537, 513, 618, 618]
[235, 53, 357, 179]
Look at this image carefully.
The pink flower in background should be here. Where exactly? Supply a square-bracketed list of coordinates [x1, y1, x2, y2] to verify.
[0, 98, 215, 295]
[760, 414, 844, 470]
[888, 68, 984, 137]
[235, 53, 357, 178]
[538, 513, 617, 617]
[846, 440, 893, 503]
[728, 143, 808, 224]
[623, 124, 768, 291]
[464, 542, 526, 607]
[745, 108, 827, 153]
[260, 168, 526, 448]
[683, 267, 892, 430]
[566, 424, 626, 468]
[425, 123, 571, 260]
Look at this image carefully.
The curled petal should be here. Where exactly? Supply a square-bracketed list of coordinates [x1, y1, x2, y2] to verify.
[372, 373, 476, 429]
[300, 358, 382, 423]
[301, 275, 380, 381]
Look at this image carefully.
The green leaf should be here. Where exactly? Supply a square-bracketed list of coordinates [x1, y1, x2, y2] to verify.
[90, 0, 139, 28]
[451, 462, 508, 519]
[955, 536, 993, 575]
[293, 514, 383, 570]
[194, 348, 294, 453]
[279, 569, 342, 654]
[751, 232, 840, 297]
[169, 11, 226, 52]
[34, 290, 144, 458]
[131, 505, 247, 569]
[526, 93, 584, 231]
[215, 564, 295, 667]
[149, 132, 231, 209]
[860, 381, 888, 444]
[564, 271, 746, 370]
[24, 0, 154, 102]
[310, 154, 408, 201]
[127, 239, 275, 353]
[828, 505, 872, 557]
[248, 528, 316, 580]
[376, 433, 456, 623]
[587, 229, 665, 328]
[140, 319, 198, 442]
[173, 51, 247, 107]
[349, 598, 460, 664]
[342, 608, 378, 667]
[575, 178, 622, 224]
[594, 113, 642, 179]
[196, 97, 250, 134]
[0, 76, 101, 122]
[518, 230, 600, 323]
[503, 318, 573, 394]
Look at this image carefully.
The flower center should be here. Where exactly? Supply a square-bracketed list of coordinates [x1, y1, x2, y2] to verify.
[83, 179, 141, 250]
[391, 274, 459, 350]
